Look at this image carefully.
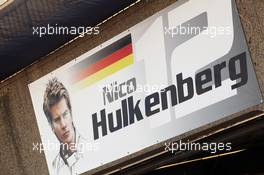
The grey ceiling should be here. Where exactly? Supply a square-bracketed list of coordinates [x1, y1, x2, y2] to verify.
[0, 0, 137, 81]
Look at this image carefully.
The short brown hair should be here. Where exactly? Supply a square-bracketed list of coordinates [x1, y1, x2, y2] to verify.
[43, 78, 72, 125]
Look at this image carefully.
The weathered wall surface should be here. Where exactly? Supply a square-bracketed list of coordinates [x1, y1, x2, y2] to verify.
[0, 0, 263, 174]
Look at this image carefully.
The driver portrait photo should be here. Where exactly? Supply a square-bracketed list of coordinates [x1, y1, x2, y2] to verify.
[43, 77, 89, 175]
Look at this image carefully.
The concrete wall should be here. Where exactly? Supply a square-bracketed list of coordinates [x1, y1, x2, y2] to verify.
[0, 0, 263, 174]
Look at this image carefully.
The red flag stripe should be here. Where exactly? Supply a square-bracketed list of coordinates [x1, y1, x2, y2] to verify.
[72, 43, 132, 83]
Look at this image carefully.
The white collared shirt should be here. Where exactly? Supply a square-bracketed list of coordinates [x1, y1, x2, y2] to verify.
[52, 132, 88, 175]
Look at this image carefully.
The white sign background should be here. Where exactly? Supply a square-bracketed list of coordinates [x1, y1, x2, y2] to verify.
[29, 0, 263, 174]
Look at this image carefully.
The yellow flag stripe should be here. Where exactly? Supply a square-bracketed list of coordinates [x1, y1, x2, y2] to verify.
[72, 54, 133, 91]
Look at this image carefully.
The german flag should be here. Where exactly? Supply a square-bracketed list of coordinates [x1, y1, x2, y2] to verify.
[69, 35, 133, 90]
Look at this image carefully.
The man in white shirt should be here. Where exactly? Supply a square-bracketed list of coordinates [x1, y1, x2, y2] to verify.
[43, 77, 89, 175]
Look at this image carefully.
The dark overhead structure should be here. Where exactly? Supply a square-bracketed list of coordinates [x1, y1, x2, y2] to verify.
[0, 0, 137, 81]
[101, 111, 264, 175]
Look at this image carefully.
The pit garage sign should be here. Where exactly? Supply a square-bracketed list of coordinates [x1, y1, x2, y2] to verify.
[29, 0, 263, 174]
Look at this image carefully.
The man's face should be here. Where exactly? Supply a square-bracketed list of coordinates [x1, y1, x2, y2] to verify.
[50, 98, 75, 145]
